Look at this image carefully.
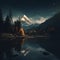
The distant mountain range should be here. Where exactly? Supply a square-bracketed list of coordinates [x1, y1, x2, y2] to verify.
[21, 15, 41, 30]
[21, 15, 32, 25]
[38, 12, 60, 30]
[21, 15, 47, 25]
[21, 15, 47, 30]
[38, 12, 60, 35]
[25, 12, 60, 35]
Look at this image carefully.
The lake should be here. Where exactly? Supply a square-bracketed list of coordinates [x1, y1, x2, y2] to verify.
[0, 36, 59, 60]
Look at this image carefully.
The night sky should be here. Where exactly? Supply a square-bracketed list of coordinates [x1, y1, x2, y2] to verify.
[0, 0, 60, 19]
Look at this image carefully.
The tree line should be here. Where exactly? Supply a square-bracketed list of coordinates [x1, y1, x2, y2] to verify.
[0, 9, 21, 34]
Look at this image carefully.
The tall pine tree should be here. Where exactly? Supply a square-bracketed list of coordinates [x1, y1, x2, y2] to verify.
[5, 15, 11, 33]
[0, 9, 3, 33]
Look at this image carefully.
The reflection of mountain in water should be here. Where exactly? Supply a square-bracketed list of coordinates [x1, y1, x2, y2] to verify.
[37, 12, 60, 58]
[23, 12, 60, 59]
[0, 38, 59, 60]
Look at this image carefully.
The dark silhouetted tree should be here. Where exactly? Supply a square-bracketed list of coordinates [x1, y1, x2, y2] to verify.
[0, 9, 3, 23]
[9, 9, 13, 24]
[14, 17, 21, 34]
[4, 9, 13, 33]
[15, 21, 21, 32]
[5, 15, 12, 33]
[0, 9, 3, 33]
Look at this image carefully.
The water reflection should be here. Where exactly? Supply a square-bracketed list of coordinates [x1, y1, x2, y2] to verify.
[15, 38, 25, 51]
[0, 37, 59, 60]
[0, 37, 25, 60]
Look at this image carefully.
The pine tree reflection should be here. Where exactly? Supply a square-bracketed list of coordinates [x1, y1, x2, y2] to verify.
[0, 36, 25, 59]
[15, 37, 25, 52]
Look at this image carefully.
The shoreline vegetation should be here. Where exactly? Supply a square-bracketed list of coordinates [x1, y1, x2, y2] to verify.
[0, 8, 48, 37]
[0, 9, 26, 37]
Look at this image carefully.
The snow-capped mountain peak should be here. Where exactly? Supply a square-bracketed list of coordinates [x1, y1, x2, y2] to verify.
[21, 15, 32, 25]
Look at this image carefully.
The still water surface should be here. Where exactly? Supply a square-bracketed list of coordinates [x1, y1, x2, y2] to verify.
[0, 37, 59, 60]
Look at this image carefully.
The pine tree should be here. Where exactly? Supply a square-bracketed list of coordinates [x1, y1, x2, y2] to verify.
[0, 9, 3, 33]
[14, 17, 21, 34]
[9, 9, 13, 24]
[5, 15, 11, 33]
[0, 9, 3, 23]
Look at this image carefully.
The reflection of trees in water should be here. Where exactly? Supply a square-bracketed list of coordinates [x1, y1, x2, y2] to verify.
[15, 38, 25, 51]
[0, 38, 25, 59]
